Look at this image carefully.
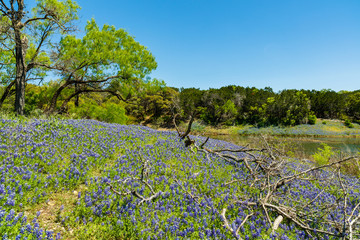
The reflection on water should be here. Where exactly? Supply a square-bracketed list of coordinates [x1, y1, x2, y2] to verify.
[209, 134, 360, 158]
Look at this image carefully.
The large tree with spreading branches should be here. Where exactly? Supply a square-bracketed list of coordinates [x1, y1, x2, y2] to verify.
[0, 0, 79, 114]
[43, 19, 157, 113]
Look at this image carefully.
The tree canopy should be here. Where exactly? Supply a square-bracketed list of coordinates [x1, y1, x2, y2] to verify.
[45, 18, 157, 113]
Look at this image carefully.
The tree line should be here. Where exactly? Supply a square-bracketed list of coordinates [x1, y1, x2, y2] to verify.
[176, 86, 360, 127]
[2, 77, 360, 128]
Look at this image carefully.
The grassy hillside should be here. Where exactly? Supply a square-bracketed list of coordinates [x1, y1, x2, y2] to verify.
[0, 118, 359, 239]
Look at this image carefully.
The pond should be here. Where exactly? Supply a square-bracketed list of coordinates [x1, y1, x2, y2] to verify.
[208, 134, 360, 159]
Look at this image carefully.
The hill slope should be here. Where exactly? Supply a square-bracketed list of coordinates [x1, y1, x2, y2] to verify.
[0, 119, 359, 239]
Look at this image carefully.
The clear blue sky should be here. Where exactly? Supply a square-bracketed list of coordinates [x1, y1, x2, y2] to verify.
[73, 0, 360, 92]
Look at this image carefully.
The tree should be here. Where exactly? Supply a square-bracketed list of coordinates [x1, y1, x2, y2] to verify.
[0, 0, 79, 114]
[276, 90, 311, 126]
[243, 87, 275, 126]
[125, 79, 178, 125]
[219, 99, 238, 125]
[345, 92, 360, 122]
[177, 88, 203, 118]
[44, 19, 157, 113]
[199, 88, 240, 125]
[307, 89, 344, 119]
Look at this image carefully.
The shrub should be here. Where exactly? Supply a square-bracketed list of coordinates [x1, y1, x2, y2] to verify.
[96, 102, 128, 124]
[344, 119, 354, 128]
[322, 121, 327, 125]
[312, 143, 334, 165]
[308, 114, 316, 125]
[69, 102, 128, 124]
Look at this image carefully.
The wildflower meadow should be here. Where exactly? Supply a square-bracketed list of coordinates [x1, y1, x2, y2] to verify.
[0, 118, 359, 239]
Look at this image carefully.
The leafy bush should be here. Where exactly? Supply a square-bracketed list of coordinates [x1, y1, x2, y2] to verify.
[312, 143, 334, 165]
[308, 114, 317, 125]
[344, 119, 354, 128]
[69, 101, 128, 124]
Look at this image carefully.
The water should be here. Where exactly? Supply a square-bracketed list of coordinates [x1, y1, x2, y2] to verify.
[208, 134, 360, 158]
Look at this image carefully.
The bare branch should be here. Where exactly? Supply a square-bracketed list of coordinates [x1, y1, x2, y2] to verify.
[132, 190, 164, 206]
[23, 14, 49, 26]
[173, 113, 181, 137]
[27, 24, 53, 70]
[181, 113, 195, 139]
[221, 208, 243, 239]
[235, 213, 253, 236]
[199, 137, 209, 148]
[0, 1, 10, 12]
[173, 113, 196, 140]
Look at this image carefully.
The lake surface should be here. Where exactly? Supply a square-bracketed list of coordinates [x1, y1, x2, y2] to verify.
[208, 134, 360, 159]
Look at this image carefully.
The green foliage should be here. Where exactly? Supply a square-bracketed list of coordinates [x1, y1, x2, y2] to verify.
[43, 18, 158, 113]
[173, 86, 360, 129]
[69, 101, 127, 124]
[23, 82, 64, 113]
[248, 104, 268, 127]
[96, 102, 128, 124]
[0, 42, 15, 85]
[308, 114, 317, 125]
[176, 86, 319, 127]
[307, 89, 344, 119]
[125, 79, 177, 125]
[178, 88, 204, 118]
[312, 143, 334, 166]
[344, 119, 354, 128]
[221, 100, 238, 125]
[34, 0, 80, 25]
[345, 92, 360, 122]
[279, 91, 311, 126]
[58, 18, 157, 79]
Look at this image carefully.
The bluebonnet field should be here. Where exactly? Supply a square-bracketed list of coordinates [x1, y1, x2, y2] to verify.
[0, 118, 359, 239]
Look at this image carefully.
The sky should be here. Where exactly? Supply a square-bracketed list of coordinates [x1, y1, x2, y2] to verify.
[63, 0, 360, 91]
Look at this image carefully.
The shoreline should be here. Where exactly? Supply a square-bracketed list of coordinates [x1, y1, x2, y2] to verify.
[154, 123, 360, 139]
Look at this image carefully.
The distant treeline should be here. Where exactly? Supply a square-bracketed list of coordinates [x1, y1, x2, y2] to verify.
[176, 86, 360, 127]
[1, 81, 359, 127]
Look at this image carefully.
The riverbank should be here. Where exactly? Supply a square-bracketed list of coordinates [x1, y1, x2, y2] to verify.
[180, 119, 360, 138]
[155, 120, 360, 159]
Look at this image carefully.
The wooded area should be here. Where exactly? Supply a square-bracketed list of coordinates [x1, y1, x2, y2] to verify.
[1, 79, 360, 128]
[175, 87, 360, 127]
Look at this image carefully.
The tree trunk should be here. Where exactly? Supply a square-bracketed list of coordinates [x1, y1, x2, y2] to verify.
[14, 30, 27, 115]
[0, 80, 16, 109]
[59, 91, 81, 112]
[75, 83, 79, 107]
[47, 81, 72, 113]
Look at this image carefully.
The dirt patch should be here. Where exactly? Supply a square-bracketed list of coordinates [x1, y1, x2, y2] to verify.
[25, 185, 88, 239]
